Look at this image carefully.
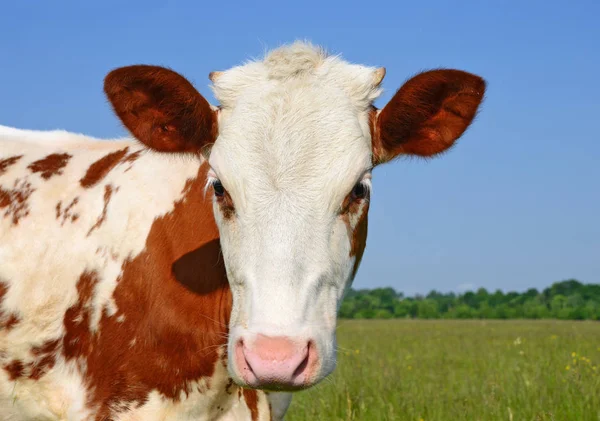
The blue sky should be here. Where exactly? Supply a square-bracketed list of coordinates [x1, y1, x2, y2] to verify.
[1, 1, 598, 295]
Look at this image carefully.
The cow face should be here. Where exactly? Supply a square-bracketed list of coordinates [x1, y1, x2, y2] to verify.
[105, 42, 485, 391]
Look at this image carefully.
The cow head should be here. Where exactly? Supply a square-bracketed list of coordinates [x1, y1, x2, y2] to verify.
[104, 43, 485, 391]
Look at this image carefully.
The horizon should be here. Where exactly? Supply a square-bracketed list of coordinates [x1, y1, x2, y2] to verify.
[1, 1, 598, 295]
[351, 278, 599, 297]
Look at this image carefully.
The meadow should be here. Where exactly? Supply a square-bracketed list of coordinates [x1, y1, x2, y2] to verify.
[286, 320, 600, 421]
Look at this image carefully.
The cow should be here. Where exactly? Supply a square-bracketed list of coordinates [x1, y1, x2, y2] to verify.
[0, 42, 485, 420]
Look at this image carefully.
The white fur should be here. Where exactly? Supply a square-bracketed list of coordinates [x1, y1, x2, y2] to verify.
[209, 42, 380, 383]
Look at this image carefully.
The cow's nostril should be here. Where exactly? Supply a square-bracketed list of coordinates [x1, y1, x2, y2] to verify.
[292, 352, 309, 378]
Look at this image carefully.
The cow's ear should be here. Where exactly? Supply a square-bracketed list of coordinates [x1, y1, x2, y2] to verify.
[371, 69, 485, 164]
[104, 65, 217, 153]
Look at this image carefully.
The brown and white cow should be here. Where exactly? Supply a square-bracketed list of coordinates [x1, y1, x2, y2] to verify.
[0, 42, 485, 420]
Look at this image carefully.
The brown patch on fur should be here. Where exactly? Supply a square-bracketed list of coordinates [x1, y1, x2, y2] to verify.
[56, 197, 79, 226]
[225, 378, 235, 394]
[0, 313, 20, 330]
[340, 195, 369, 279]
[0, 282, 20, 331]
[95, 246, 119, 262]
[350, 204, 368, 278]
[0, 283, 6, 305]
[62, 163, 232, 415]
[0, 155, 23, 176]
[1, 338, 61, 381]
[28, 153, 72, 179]
[216, 190, 235, 220]
[29, 339, 61, 380]
[80, 148, 129, 188]
[0, 178, 35, 225]
[122, 149, 143, 172]
[242, 388, 259, 421]
[3, 360, 24, 380]
[371, 69, 486, 164]
[87, 185, 113, 236]
[63, 271, 100, 360]
[104, 65, 218, 153]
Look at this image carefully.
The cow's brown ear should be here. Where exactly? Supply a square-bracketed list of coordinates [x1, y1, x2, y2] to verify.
[372, 69, 485, 164]
[104, 65, 217, 153]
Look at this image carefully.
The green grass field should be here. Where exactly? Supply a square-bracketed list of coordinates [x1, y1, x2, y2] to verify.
[286, 320, 600, 421]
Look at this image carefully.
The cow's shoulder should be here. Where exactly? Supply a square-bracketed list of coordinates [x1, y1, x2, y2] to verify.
[0, 125, 213, 419]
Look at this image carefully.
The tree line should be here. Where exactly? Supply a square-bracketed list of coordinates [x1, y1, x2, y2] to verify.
[339, 279, 600, 320]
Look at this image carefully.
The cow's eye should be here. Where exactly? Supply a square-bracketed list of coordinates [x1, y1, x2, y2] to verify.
[213, 180, 225, 197]
[351, 182, 369, 200]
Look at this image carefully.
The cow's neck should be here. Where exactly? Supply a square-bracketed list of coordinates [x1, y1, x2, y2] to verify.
[70, 156, 233, 408]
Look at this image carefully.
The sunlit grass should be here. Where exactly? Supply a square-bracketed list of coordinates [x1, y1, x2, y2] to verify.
[286, 320, 600, 421]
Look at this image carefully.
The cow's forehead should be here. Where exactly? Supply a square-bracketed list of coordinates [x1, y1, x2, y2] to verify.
[211, 42, 382, 111]
[210, 113, 372, 216]
[209, 43, 378, 205]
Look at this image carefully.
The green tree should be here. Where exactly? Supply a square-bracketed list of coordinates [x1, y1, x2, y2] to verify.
[339, 279, 599, 320]
[417, 299, 440, 319]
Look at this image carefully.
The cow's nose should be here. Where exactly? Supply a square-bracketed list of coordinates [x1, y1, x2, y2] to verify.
[234, 334, 316, 389]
